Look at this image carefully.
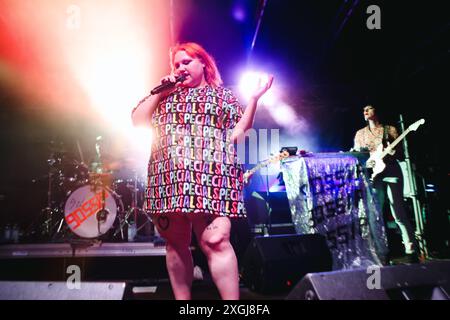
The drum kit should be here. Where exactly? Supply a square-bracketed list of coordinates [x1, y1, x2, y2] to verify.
[27, 139, 153, 243]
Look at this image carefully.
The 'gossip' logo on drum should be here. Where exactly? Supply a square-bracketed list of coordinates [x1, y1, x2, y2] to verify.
[65, 191, 110, 230]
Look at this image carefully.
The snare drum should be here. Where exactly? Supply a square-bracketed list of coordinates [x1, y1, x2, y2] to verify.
[64, 185, 122, 238]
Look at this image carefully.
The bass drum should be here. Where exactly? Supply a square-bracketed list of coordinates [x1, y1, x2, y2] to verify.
[64, 185, 122, 239]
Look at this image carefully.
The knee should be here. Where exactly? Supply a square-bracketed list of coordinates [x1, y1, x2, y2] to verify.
[201, 233, 229, 252]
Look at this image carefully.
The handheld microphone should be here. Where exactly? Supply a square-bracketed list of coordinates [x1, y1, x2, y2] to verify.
[151, 74, 187, 95]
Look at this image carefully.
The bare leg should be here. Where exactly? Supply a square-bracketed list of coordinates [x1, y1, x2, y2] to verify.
[154, 213, 193, 300]
[192, 215, 240, 300]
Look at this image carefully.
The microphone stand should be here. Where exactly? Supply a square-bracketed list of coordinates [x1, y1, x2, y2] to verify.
[398, 114, 428, 259]
[264, 166, 272, 237]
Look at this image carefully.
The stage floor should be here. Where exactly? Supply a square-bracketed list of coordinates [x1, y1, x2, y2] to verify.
[0, 241, 166, 259]
[1, 241, 448, 300]
[0, 241, 285, 300]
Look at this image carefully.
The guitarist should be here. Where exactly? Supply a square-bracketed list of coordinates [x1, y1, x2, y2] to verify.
[353, 105, 419, 264]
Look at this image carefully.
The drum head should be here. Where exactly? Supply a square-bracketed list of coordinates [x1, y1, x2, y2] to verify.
[64, 185, 117, 238]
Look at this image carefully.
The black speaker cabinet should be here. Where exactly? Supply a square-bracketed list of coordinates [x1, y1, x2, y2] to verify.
[0, 281, 126, 300]
[241, 234, 332, 293]
[286, 260, 450, 300]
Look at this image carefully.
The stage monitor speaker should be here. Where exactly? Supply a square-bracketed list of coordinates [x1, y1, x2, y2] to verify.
[286, 260, 450, 300]
[241, 234, 332, 294]
[0, 281, 126, 300]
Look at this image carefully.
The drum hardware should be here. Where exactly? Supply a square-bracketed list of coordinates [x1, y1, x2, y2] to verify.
[113, 171, 153, 241]
[55, 215, 66, 234]
[25, 147, 75, 241]
[114, 206, 152, 241]
[63, 180, 122, 239]
[96, 209, 109, 223]
[97, 214, 108, 235]
[29, 138, 154, 243]
[27, 139, 121, 242]
[95, 187, 109, 235]
[129, 172, 153, 235]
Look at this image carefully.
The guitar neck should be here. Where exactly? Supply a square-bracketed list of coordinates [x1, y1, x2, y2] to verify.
[248, 158, 272, 175]
[380, 127, 410, 159]
[244, 151, 290, 182]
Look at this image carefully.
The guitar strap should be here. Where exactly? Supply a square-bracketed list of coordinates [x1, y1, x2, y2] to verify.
[382, 125, 389, 147]
[383, 125, 402, 162]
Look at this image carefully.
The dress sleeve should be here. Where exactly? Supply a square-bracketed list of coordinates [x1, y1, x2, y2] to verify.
[223, 88, 244, 130]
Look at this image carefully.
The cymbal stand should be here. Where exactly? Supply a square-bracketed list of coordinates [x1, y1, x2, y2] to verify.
[114, 172, 153, 241]
[37, 163, 58, 238]
[132, 173, 153, 234]
[25, 164, 62, 241]
[113, 202, 132, 240]
[42, 168, 54, 236]
[131, 173, 155, 239]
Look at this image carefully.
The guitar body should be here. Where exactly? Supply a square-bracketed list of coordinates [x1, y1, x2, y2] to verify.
[243, 170, 251, 184]
[367, 144, 386, 180]
[365, 119, 425, 181]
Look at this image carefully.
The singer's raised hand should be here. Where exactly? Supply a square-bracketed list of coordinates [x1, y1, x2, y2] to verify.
[250, 74, 274, 100]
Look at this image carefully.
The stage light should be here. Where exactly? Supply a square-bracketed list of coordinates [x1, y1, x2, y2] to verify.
[75, 47, 150, 135]
[125, 127, 153, 177]
[239, 71, 260, 98]
[0, 0, 169, 175]
[239, 71, 275, 105]
[232, 3, 247, 22]
[425, 183, 436, 193]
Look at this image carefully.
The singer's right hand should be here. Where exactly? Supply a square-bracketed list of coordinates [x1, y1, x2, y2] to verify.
[160, 74, 178, 85]
[155, 74, 180, 98]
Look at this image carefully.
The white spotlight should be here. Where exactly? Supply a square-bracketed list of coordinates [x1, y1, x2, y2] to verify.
[239, 71, 274, 105]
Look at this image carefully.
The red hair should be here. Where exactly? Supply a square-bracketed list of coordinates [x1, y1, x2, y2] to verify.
[169, 42, 223, 88]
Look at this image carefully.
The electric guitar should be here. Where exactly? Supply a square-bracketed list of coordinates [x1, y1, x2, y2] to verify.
[367, 118, 425, 180]
[243, 150, 290, 184]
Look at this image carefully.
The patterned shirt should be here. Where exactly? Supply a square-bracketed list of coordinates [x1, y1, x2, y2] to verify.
[353, 125, 398, 153]
[145, 85, 246, 217]
[353, 124, 404, 163]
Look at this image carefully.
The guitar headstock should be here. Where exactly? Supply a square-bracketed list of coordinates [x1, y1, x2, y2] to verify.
[269, 150, 291, 163]
[279, 149, 290, 160]
[409, 118, 425, 131]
